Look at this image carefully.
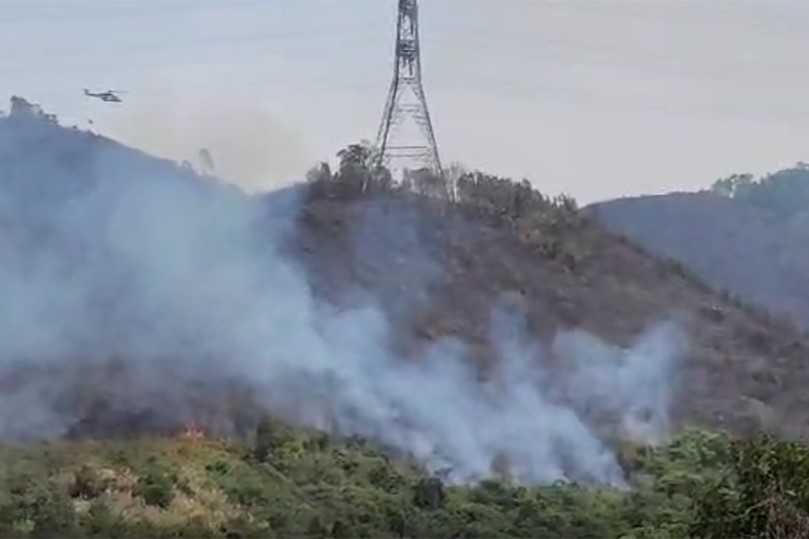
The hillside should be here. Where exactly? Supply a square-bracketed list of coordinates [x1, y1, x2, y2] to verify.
[3, 97, 809, 449]
[4, 98, 809, 535]
[589, 167, 809, 329]
[293, 180, 809, 441]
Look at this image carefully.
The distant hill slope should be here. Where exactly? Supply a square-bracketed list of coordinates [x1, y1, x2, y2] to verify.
[293, 183, 809, 441]
[589, 166, 809, 330]
[3, 95, 809, 473]
[589, 192, 809, 326]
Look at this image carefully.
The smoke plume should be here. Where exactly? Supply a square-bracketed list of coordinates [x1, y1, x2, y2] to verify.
[0, 112, 686, 486]
[106, 90, 313, 193]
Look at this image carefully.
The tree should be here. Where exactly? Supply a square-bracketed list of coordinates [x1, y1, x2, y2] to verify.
[408, 168, 451, 201]
[305, 161, 332, 184]
[68, 465, 105, 499]
[413, 477, 446, 510]
[691, 435, 809, 538]
[337, 142, 375, 172]
[710, 173, 754, 198]
[253, 416, 275, 462]
[335, 141, 386, 194]
[134, 467, 174, 509]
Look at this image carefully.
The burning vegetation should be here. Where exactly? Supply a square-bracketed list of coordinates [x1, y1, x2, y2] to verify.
[4, 99, 809, 536]
[179, 422, 206, 440]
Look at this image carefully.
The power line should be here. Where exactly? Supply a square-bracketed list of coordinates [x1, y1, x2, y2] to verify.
[4, 24, 795, 98]
[0, 32, 387, 76]
[11, 22, 387, 57]
[0, 1, 254, 26]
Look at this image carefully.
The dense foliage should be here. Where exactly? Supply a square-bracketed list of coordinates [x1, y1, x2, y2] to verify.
[308, 142, 578, 224]
[1, 423, 808, 538]
[711, 164, 809, 229]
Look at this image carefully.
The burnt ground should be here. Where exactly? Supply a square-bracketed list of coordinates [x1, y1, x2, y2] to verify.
[2, 106, 808, 443]
[291, 188, 809, 441]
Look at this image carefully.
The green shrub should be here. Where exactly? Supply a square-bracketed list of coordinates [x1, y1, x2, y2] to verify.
[79, 500, 132, 537]
[69, 465, 106, 500]
[134, 468, 174, 509]
[691, 435, 809, 538]
[5, 426, 809, 538]
[26, 482, 80, 539]
[253, 416, 275, 462]
[413, 477, 446, 510]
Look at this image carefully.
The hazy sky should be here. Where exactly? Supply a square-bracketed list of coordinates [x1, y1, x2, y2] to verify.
[2, 0, 809, 204]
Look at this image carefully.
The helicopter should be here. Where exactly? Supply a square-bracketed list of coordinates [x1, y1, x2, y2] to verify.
[83, 89, 124, 103]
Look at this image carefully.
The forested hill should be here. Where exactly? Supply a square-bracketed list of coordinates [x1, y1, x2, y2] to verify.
[589, 165, 809, 329]
[3, 96, 809, 452]
[4, 98, 809, 537]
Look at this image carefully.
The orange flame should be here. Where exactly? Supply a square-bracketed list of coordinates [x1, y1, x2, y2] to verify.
[179, 422, 205, 440]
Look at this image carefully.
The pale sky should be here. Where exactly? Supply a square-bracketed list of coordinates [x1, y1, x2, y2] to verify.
[2, 0, 809, 204]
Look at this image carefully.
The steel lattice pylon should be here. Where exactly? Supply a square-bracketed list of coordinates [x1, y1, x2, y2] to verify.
[376, 0, 443, 178]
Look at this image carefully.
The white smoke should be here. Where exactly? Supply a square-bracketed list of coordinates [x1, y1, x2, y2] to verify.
[0, 114, 687, 485]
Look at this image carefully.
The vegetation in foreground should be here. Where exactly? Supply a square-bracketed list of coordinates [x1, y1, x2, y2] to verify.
[1, 421, 808, 538]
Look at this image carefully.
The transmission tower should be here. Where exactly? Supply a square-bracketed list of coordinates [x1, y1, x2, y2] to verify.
[376, 0, 443, 177]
